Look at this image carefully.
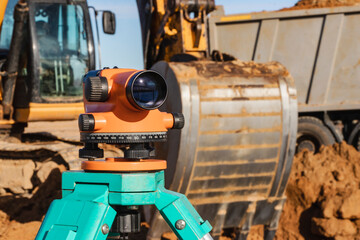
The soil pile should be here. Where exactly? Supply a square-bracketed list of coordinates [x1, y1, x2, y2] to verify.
[1, 142, 360, 239]
[0, 166, 64, 240]
[286, 0, 360, 9]
[275, 142, 360, 240]
[145, 142, 360, 240]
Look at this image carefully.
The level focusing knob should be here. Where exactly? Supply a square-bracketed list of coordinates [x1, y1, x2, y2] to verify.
[79, 114, 95, 131]
[172, 113, 185, 129]
[84, 76, 109, 102]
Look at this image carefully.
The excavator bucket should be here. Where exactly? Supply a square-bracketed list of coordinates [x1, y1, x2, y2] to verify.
[148, 60, 297, 239]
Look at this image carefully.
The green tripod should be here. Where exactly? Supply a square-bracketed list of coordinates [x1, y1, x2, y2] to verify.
[35, 169, 212, 240]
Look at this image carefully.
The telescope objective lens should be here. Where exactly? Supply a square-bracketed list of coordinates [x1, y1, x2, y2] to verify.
[127, 71, 167, 110]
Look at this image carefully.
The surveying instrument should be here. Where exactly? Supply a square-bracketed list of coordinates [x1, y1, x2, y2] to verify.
[35, 68, 213, 240]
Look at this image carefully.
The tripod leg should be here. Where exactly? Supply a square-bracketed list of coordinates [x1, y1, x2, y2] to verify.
[35, 184, 116, 240]
[154, 186, 213, 240]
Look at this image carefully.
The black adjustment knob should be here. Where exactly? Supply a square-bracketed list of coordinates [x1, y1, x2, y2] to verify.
[84, 76, 109, 102]
[79, 143, 104, 159]
[172, 113, 185, 129]
[110, 207, 141, 235]
[78, 114, 95, 131]
[124, 149, 151, 159]
[123, 143, 155, 159]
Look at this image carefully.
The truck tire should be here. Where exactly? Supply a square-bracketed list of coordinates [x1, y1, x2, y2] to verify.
[348, 122, 360, 151]
[297, 116, 335, 153]
[352, 131, 360, 151]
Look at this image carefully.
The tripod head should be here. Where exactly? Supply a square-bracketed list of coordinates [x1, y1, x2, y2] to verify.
[78, 68, 184, 170]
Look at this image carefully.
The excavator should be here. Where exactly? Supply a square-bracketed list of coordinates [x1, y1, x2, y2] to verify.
[0, 0, 115, 135]
[0, 0, 118, 193]
[132, 0, 298, 239]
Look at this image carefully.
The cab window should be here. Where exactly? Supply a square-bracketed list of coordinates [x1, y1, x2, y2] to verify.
[33, 3, 88, 100]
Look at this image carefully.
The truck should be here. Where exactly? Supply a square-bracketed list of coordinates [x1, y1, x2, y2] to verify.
[207, 5, 360, 153]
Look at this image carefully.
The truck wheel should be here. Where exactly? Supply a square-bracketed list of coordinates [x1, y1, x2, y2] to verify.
[348, 122, 360, 151]
[296, 117, 335, 153]
[353, 132, 360, 151]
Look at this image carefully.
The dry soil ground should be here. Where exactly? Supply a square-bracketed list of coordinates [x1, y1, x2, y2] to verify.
[1, 142, 360, 240]
[284, 0, 360, 9]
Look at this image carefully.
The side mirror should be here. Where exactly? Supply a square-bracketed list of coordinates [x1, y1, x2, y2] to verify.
[102, 11, 116, 34]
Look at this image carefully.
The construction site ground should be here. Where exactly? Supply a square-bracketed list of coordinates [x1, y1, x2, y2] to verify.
[1, 141, 360, 240]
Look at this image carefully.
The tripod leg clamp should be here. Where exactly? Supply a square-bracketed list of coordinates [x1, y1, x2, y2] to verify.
[155, 185, 212, 240]
[35, 184, 116, 240]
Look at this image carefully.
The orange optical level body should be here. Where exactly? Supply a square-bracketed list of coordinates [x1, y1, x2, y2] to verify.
[79, 68, 176, 134]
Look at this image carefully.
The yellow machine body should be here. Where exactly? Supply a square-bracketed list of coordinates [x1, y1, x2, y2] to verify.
[14, 103, 84, 122]
[0, 0, 8, 30]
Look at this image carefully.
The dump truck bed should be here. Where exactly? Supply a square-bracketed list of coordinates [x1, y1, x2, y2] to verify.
[208, 5, 360, 112]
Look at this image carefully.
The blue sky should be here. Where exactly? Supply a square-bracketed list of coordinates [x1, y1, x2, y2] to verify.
[87, 0, 298, 70]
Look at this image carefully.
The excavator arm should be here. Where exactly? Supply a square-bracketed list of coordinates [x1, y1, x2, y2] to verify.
[136, 0, 215, 68]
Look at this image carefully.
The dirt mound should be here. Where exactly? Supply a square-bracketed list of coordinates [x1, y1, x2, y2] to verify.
[275, 142, 360, 239]
[0, 166, 64, 240]
[285, 0, 360, 10]
[1, 142, 360, 239]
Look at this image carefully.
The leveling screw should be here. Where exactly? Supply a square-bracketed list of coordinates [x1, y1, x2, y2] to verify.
[101, 224, 110, 234]
[175, 219, 186, 230]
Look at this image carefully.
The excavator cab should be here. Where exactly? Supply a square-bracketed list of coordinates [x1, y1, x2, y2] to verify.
[0, 0, 114, 133]
[31, 3, 89, 100]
